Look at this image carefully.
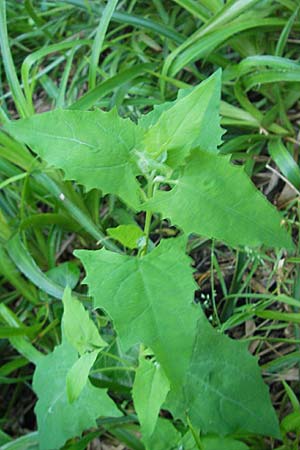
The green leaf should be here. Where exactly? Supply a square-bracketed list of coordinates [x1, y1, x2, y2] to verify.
[107, 224, 145, 249]
[179, 431, 249, 450]
[76, 237, 280, 437]
[167, 318, 280, 438]
[142, 71, 223, 167]
[46, 261, 80, 289]
[0, 432, 38, 450]
[201, 435, 249, 450]
[268, 138, 300, 190]
[132, 355, 170, 439]
[33, 340, 120, 450]
[146, 150, 293, 250]
[0, 429, 12, 446]
[62, 287, 106, 355]
[281, 410, 300, 434]
[75, 237, 199, 388]
[4, 109, 143, 208]
[144, 418, 181, 450]
[66, 350, 99, 403]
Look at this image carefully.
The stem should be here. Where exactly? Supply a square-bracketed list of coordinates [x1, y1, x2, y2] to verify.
[142, 209, 152, 256]
[210, 240, 221, 328]
[141, 178, 154, 256]
[91, 366, 135, 374]
[100, 349, 130, 365]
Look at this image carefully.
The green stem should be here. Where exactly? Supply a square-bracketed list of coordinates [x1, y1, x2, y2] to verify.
[142, 209, 152, 256]
[210, 240, 221, 328]
[141, 179, 154, 256]
[91, 366, 135, 374]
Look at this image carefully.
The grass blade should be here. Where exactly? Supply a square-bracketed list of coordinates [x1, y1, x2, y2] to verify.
[5, 234, 66, 300]
[70, 62, 154, 110]
[89, 0, 119, 90]
[21, 39, 91, 113]
[0, 0, 30, 118]
[268, 138, 300, 190]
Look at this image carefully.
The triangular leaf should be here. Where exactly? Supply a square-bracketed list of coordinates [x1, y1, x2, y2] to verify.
[4, 109, 143, 208]
[142, 70, 223, 167]
[75, 237, 199, 388]
[132, 355, 170, 439]
[167, 318, 280, 438]
[62, 286, 106, 355]
[146, 150, 293, 249]
[33, 340, 120, 450]
[75, 237, 280, 436]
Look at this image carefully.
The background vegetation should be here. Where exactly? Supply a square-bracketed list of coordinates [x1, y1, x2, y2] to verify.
[0, 0, 300, 449]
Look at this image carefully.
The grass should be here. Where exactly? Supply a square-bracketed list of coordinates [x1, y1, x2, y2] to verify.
[0, 0, 300, 448]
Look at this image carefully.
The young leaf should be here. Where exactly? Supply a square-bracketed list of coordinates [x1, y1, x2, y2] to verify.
[107, 224, 145, 249]
[146, 150, 293, 250]
[33, 340, 120, 450]
[76, 237, 280, 436]
[132, 355, 170, 439]
[62, 286, 106, 355]
[142, 70, 223, 167]
[75, 237, 199, 388]
[4, 109, 143, 208]
[66, 350, 99, 403]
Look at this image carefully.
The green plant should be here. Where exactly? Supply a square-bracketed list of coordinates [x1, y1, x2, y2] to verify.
[3, 69, 294, 450]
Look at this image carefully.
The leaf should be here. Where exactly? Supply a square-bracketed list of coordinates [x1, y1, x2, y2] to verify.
[0, 429, 11, 446]
[75, 237, 280, 437]
[144, 418, 181, 450]
[179, 431, 249, 450]
[281, 410, 300, 434]
[46, 261, 80, 289]
[201, 435, 249, 450]
[146, 150, 293, 250]
[33, 340, 120, 450]
[166, 317, 280, 438]
[142, 71, 223, 167]
[107, 224, 145, 249]
[4, 109, 143, 208]
[268, 138, 300, 190]
[66, 350, 99, 403]
[62, 286, 106, 355]
[75, 237, 199, 388]
[132, 355, 170, 439]
[0, 432, 38, 450]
